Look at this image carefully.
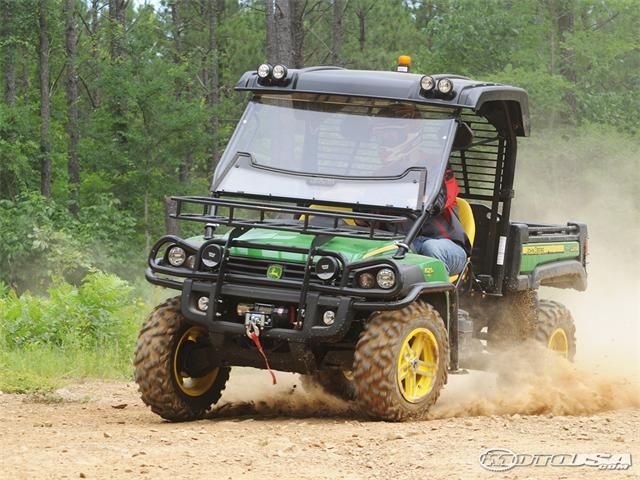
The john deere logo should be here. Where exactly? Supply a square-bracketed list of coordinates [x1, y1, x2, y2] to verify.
[266, 264, 283, 279]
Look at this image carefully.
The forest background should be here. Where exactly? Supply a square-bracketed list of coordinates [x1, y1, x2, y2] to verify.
[0, 0, 638, 391]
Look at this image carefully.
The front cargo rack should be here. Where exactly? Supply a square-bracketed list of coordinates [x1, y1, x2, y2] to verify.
[171, 195, 410, 240]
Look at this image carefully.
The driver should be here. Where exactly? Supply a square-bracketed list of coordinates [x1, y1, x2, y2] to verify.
[373, 103, 471, 275]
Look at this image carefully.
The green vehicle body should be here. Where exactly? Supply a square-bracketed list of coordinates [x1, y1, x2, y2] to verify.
[185, 230, 450, 283]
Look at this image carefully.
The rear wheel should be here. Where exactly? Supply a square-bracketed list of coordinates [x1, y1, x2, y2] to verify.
[489, 293, 576, 359]
[534, 299, 576, 360]
[300, 370, 356, 401]
[353, 302, 448, 421]
[134, 297, 230, 421]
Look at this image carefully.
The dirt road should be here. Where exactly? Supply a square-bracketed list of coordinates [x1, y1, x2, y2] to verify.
[1, 365, 638, 480]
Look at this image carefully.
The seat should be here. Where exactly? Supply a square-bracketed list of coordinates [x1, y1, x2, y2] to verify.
[300, 204, 356, 226]
[456, 197, 476, 247]
[449, 197, 475, 283]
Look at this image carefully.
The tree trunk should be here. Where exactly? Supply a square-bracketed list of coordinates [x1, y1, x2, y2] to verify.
[358, 11, 365, 52]
[290, 0, 304, 68]
[331, 0, 344, 65]
[109, 0, 127, 143]
[207, 0, 219, 171]
[1, 1, 16, 106]
[171, 2, 192, 182]
[65, 0, 80, 213]
[90, 0, 101, 107]
[39, 0, 52, 198]
[265, 0, 276, 62]
[266, 0, 294, 65]
[557, 0, 576, 117]
[109, 0, 126, 61]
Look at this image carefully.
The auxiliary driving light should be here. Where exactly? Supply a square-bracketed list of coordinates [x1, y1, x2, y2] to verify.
[197, 296, 209, 311]
[272, 64, 288, 81]
[316, 256, 339, 281]
[420, 75, 435, 92]
[376, 268, 396, 289]
[437, 78, 453, 95]
[257, 63, 272, 79]
[201, 244, 222, 268]
[323, 310, 336, 326]
[357, 272, 376, 289]
[167, 246, 187, 267]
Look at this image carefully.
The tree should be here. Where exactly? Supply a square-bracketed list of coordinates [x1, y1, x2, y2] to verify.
[207, 0, 219, 170]
[331, 0, 345, 65]
[65, 0, 80, 212]
[1, 1, 17, 106]
[38, 0, 52, 197]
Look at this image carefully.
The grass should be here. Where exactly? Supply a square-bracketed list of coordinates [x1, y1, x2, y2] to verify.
[0, 344, 134, 394]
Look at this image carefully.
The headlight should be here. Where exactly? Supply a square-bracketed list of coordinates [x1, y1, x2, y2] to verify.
[197, 296, 209, 311]
[167, 246, 187, 267]
[357, 272, 375, 289]
[257, 63, 272, 79]
[437, 78, 453, 95]
[420, 75, 435, 92]
[201, 244, 223, 268]
[376, 268, 396, 289]
[272, 64, 288, 81]
[316, 256, 339, 281]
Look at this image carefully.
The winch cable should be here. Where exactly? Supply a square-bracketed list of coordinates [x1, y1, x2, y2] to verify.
[246, 322, 277, 385]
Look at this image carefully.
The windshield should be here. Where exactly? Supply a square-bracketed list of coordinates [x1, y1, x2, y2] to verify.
[213, 94, 457, 210]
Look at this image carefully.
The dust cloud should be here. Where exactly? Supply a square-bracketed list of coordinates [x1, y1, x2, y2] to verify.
[429, 344, 640, 419]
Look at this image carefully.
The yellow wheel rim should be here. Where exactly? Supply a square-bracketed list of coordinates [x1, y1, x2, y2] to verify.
[342, 370, 354, 381]
[547, 327, 569, 358]
[397, 327, 439, 403]
[173, 327, 218, 397]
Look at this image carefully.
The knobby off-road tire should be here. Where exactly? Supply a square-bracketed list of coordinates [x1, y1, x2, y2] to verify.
[489, 291, 577, 360]
[300, 370, 357, 401]
[534, 299, 576, 360]
[353, 302, 449, 421]
[134, 297, 230, 422]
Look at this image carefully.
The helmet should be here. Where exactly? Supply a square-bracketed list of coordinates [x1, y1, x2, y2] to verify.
[374, 103, 423, 163]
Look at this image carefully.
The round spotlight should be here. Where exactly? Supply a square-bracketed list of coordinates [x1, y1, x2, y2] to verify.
[167, 246, 187, 267]
[323, 310, 336, 326]
[357, 272, 375, 289]
[420, 75, 435, 92]
[185, 255, 196, 270]
[316, 256, 339, 281]
[201, 244, 223, 268]
[437, 78, 453, 95]
[376, 268, 396, 289]
[197, 296, 209, 312]
[272, 64, 288, 81]
[257, 63, 272, 79]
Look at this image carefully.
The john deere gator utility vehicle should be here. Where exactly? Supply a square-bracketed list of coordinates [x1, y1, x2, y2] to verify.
[135, 58, 588, 422]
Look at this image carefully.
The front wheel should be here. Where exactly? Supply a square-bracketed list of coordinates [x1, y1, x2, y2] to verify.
[353, 302, 449, 421]
[134, 297, 230, 421]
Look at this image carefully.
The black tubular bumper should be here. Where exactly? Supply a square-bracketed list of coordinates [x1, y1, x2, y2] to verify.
[147, 267, 453, 343]
[146, 234, 454, 343]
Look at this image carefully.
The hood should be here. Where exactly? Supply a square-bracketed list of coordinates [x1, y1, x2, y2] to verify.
[190, 228, 399, 264]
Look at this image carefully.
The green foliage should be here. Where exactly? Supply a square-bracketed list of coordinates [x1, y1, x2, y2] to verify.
[0, 193, 137, 292]
[0, 271, 144, 349]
